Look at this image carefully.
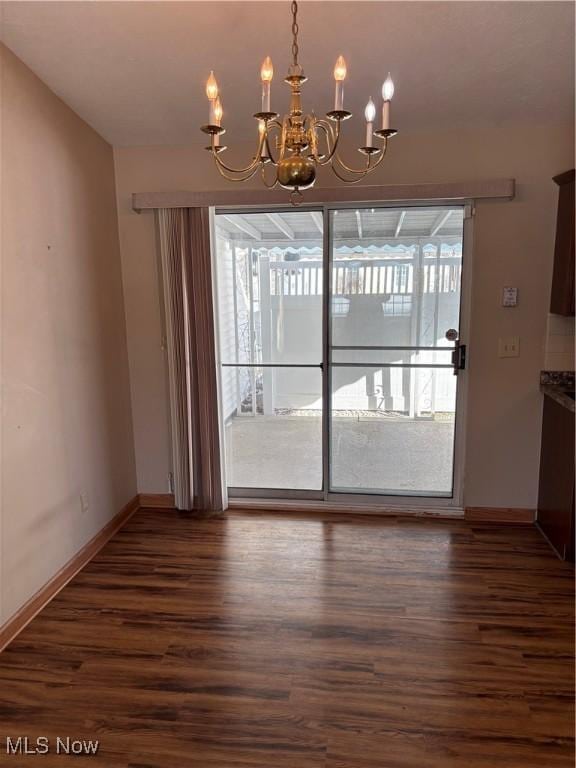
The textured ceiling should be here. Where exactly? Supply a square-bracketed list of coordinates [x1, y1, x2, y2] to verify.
[0, 1, 574, 146]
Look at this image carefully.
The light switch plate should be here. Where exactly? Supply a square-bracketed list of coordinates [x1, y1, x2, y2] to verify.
[498, 337, 520, 358]
[502, 287, 518, 307]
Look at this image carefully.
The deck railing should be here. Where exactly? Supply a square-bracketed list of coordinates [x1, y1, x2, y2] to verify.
[268, 257, 461, 297]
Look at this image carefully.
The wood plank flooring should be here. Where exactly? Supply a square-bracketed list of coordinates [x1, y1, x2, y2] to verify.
[0, 509, 573, 767]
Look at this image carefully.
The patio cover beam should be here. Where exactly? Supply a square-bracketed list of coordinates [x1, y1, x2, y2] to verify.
[220, 214, 262, 240]
[430, 209, 454, 236]
[265, 212, 294, 239]
[310, 211, 323, 234]
[355, 210, 363, 239]
[395, 210, 406, 237]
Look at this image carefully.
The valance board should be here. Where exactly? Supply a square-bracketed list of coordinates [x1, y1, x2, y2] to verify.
[132, 179, 515, 212]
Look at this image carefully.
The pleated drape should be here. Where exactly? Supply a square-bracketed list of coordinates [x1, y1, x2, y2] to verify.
[156, 207, 225, 513]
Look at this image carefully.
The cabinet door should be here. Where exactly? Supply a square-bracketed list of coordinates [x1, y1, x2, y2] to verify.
[537, 396, 575, 560]
[550, 171, 575, 317]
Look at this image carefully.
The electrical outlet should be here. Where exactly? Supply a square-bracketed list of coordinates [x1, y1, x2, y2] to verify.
[80, 493, 89, 514]
[498, 337, 520, 358]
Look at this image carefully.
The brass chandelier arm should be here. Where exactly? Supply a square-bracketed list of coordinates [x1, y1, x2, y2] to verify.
[311, 119, 341, 166]
[333, 149, 372, 176]
[330, 162, 371, 184]
[330, 139, 388, 184]
[212, 150, 261, 176]
[309, 121, 330, 163]
[261, 163, 279, 188]
[369, 137, 389, 169]
[213, 159, 262, 183]
[263, 121, 283, 166]
[333, 136, 388, 175]
[265, 136, 278, 166]
[210, 131, 266, 175]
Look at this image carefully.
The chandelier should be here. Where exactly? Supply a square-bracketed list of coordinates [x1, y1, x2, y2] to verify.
[201, 0, 397, 203]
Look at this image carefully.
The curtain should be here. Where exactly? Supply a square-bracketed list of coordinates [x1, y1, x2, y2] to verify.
[156, 207, 226, 513]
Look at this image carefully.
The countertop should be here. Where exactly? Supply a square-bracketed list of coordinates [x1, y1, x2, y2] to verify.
[540, 371, 575, 413]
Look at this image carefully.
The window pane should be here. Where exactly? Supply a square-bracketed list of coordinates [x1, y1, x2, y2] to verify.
[214, 212, 323, 366]
[330, 207, 464, 350]
[330, 364, 456, 496]
[224, 366, 322, 490]
[214, 210, 324, 492]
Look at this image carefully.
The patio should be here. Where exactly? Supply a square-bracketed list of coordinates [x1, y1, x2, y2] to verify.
[225, 411, 455, 494]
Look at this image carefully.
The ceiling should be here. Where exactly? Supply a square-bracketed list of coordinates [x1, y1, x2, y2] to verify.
[216, 207, 464, 246]
[1, 1, 574, 146]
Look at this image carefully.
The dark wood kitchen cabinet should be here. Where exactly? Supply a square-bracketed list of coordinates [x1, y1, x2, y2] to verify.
[550, 169, 575, 316]
[537, 395, 575, 561]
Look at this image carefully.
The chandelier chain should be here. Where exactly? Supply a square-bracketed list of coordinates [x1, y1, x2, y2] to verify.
[291, 1, 299, 66]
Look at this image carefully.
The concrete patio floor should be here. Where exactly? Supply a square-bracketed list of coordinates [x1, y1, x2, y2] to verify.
[225, 413, 455, 495]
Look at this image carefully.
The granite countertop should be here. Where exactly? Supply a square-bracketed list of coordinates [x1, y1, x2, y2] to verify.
[540, 371, 575, 413]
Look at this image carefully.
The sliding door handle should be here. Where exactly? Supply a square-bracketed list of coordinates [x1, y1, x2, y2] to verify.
[451, 343, 466, 375]
[446, 329, 466, 376]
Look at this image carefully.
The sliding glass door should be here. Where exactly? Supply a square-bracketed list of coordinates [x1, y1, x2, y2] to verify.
[214, 204, 467, 501]
[328, 207, 464, 497]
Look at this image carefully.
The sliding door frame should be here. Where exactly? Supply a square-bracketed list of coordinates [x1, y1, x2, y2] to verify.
[215, 200, 474, 512]
[216, 204, 326, 502]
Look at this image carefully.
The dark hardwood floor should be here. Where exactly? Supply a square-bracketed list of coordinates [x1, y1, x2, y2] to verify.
[0, 509, 574, 767]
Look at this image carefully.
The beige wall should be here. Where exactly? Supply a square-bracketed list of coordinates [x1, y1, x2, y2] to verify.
[114, 120, 574, 509]
[0, 45, 136, 626]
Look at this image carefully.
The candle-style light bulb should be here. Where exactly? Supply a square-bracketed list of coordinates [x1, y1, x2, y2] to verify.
[260, 56, 273, 112]
[364, 98, 376, 123]
[333, 55, 347, 111]
[206, 71, 219, 101]
[381, 73, 394, 130]
[364, 98, 376, 147]
[382, 73, 394, 102]
[206, 70, 219, 124]
[334, 55, 347, 82]
[260, 56, 273, 83]
[213, 97, 223, 126]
